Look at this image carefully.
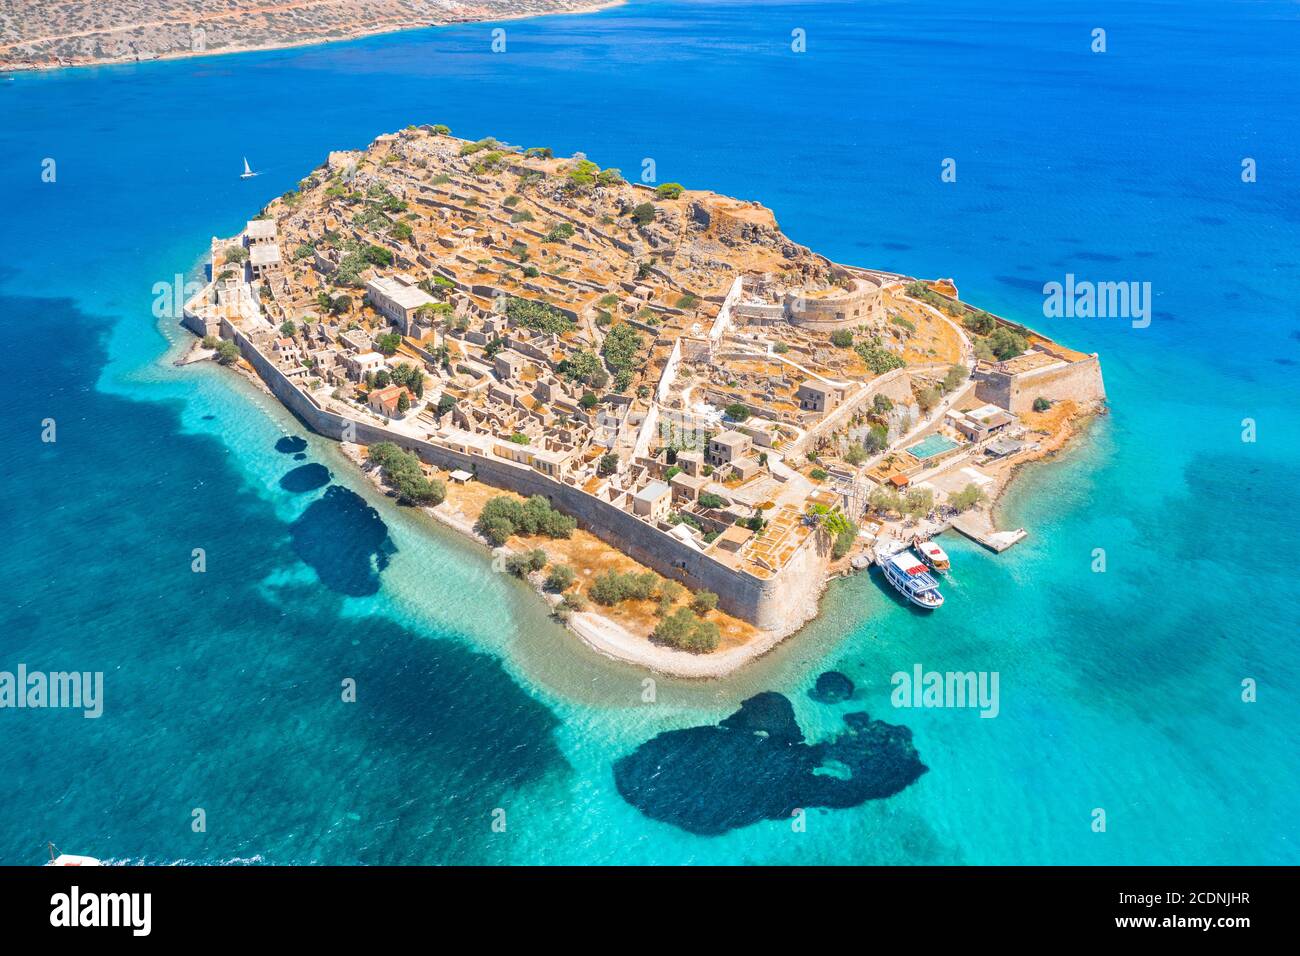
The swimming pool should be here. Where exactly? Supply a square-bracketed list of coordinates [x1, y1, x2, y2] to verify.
[907, 434, 959, 461]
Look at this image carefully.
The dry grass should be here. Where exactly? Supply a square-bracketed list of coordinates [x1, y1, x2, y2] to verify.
[435, 478, 759, 650]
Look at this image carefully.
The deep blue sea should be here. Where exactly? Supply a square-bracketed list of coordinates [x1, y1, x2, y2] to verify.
[1, 0, 1297, 864]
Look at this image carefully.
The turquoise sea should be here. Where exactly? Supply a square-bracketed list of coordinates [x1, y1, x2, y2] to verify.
[1, 0, 1297, 864]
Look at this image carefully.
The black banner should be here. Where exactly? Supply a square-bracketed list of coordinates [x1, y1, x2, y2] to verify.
[0, 865, 1289, 941]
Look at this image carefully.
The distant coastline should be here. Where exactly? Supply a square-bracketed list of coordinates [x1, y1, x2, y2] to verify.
[0, 0, 625, 74]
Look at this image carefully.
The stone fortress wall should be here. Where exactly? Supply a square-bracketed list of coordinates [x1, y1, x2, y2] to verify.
[219, 317, 829, 631]
[975, 354, 1106, 415]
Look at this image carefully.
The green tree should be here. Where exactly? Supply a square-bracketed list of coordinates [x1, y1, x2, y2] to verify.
[366, 442, 445, 506]
[655, 182, 684, 199]
[949, 483, 988, 512]
[830, 329, 854, 348]
[214, 340, 241, 365]
[988, 326, 1027, 361]
[863, 424, 889, 453]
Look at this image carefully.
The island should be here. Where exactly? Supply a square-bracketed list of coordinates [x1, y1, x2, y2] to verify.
[181, 125, 1106, 676]
[0, 0, 622, 72]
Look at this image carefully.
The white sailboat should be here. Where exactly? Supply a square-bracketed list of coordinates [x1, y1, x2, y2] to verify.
[45, 842, 101, 866]
[240, 156, 259, 179]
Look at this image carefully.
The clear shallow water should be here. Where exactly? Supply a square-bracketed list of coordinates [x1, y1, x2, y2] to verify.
[1, 0, 1297, 864]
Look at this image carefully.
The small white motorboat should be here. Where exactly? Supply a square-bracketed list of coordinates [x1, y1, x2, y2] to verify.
[913, 537, 950, 573]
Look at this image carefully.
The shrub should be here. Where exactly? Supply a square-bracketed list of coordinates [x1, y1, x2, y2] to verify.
[653, 607, 719, 653]
[505, 296, 574, 335]
[543, 222, 576, 243]
[544, 564, 577, 592]
[588, 572, 623, 606]
[631, 202, 655, 226]
[830, 329, 854, 348]
[697, 492, 725, 510]
[1033, 396, 1052, 412]
[724, 403, 750, 422]
[601, 322, 643, 372]
[476, 495, 575, 544]
[655, 182, 684, 200]
[589, 570, 660, 606]
[855, 342, 906, 374]
[690, 590, 719, 615]
[367, 442, 446, 506]
[659, 580, 686, 604]
[943, 363, 969, 393]
[832, 523, 858, 560]
[810, 468, 828, 480]
[506, 549, 548, 577]
[561, 591, 588, 612]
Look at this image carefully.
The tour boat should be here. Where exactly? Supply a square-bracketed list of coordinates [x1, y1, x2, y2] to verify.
[876, 547, 944, 609]
[240, 156, 259, 179]
[45, 843, 101, 866]
[913, 537, 950, 573]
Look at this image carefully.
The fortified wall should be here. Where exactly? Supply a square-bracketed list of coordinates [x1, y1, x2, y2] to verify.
[784, 275, 884, 330]
[923, 286, 1107, 415]
[222, 319, 828, 631]
[974, 354, 1106, 415]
